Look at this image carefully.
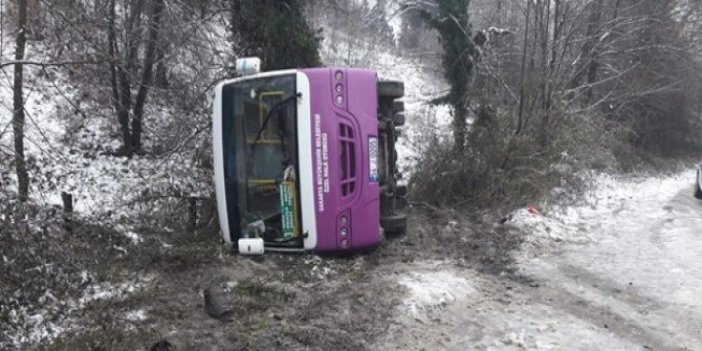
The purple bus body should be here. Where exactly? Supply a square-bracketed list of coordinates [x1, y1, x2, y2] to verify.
[301, 68, 381, 252]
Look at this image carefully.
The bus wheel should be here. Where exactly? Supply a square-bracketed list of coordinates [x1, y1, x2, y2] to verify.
[394, 113, 405, 126]
[392, 100, 405, 113]
[381, 214, 407, 235]
[378, 81, 404, 99]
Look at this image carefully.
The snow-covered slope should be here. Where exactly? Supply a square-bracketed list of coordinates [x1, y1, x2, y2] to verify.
[320, 30, 452, 173]
[0, 44, 211, 223]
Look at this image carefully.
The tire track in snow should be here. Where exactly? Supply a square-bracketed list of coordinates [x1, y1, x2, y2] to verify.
[527, 265, 694, 351]
[517, 172, 702, 350]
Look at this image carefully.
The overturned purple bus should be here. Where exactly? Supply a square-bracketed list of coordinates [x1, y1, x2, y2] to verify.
[213, 58, 407, 254]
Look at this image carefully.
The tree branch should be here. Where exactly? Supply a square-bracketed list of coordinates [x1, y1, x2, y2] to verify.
[0, 60, 98, 68]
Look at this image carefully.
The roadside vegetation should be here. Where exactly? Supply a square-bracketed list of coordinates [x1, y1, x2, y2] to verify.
[408, 0, 702, 208]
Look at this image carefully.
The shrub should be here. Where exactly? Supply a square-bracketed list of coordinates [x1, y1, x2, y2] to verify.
[409, 103, 626, 209]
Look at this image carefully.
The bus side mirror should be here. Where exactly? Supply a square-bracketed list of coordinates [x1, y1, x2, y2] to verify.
[238, 238, 265, 255]
[236, 57, 261, 76]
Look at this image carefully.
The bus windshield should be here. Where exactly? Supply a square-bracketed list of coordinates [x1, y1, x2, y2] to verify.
[225, 74, 300, 243]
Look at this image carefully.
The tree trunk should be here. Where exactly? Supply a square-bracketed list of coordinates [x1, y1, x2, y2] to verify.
[27, 0, 41, 39]
[153, 42, 168, 89]
[131, 0, 164, 152]
[107, 0, 131, 156]
[538, 0, 554, 147]
[61, 192, 73, 233]
[515, 0, 531, 137]
[188, 197, 198, 231]
[117, 67, 133, 155]
[570, 0, 604, 101]
[13, 0, 29, 202]
[584, 0, 604, 102]
[453, 100, 468, 153]
[547, 0, 561, 105]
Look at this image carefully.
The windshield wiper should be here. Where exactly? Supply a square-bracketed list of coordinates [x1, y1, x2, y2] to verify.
[250, 92, 301, 153]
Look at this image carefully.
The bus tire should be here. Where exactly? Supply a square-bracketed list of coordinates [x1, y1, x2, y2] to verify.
[381, 214, 407, 235]
[378, 81, 404, 99]
[394, 113, 405, 127]
[392, 100, 405, 113]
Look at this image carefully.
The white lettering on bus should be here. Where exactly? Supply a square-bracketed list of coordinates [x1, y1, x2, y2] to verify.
[314, 114, 325, 212]
[322, 133, 330, 193]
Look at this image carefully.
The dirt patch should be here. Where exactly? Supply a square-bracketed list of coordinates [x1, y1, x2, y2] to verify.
[13, 206, 521, 351]
[371, 207, 522, 276]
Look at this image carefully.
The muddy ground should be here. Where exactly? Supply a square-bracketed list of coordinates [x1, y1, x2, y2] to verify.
[27, 206, 521, 351]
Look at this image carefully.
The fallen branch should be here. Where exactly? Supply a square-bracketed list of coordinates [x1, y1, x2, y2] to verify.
[0, 60, 99, 68]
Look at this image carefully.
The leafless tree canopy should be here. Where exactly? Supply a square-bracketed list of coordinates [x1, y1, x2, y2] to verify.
[409, 0, 702, 206]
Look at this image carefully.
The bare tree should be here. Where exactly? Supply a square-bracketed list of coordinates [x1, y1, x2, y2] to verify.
[13, 0, 29, 202]
[108, 0, 165, 157]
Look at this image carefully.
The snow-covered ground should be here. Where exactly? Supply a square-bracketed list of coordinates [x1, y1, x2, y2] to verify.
[6, 275, 151, 347]
[378, 170, 702, 350]
[512, 170, 702, 349]
[372, 51, 452, 172]
[398, 264, 477, 315]
[510, 171, 694, 249]
[377, 261, 644, 350]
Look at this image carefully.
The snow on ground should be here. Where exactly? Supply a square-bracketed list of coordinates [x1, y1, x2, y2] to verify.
[379, 170, 702, 350]
[123, 229, 145, 244]
[373, 51, 452, 173]
[125, 309, 148, 322]
[379, 261, 642, 350]
[398, 270, 476, 314]
[510, 170, 702, 349]
[78, 279, 149, 307]
[6, 278, 150, 347]
[510, 171, 692, 248]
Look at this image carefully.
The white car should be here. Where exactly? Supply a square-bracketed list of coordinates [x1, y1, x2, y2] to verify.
[696, 164, 702, 199]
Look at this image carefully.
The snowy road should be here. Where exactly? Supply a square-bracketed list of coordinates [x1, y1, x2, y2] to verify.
[519, 174, 702, 350]
[377, 172, 702, 350]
